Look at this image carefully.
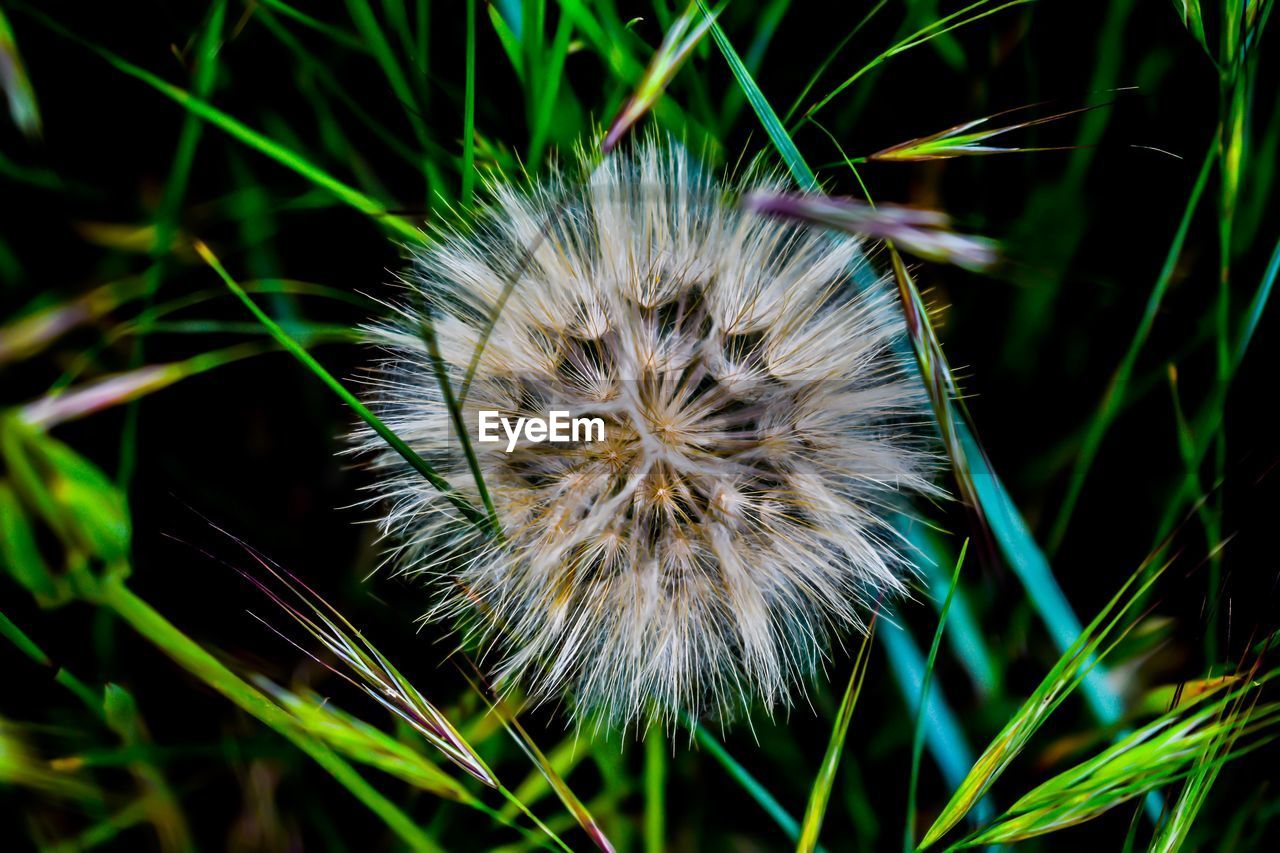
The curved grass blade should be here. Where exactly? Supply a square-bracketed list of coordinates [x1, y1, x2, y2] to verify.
[96, 577, 444, 852]
[218, 529, 498, 789]
[959, 672, 1279, 848]
[918, 548, 1174, 849]
[27, 8, 425, 244]
[801, 0, 1035, 121]
[797, 617, 877, 853]
[194, 241, 488, 530]
[1147, 669, 1269, 850]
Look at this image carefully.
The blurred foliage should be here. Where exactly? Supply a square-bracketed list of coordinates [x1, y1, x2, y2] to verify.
[1, 1, 1278, 850]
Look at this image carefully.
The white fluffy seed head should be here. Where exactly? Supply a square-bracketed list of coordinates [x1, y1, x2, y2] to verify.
[356, 142, 940, 730]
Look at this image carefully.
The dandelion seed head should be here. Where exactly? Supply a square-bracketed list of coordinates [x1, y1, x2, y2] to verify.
[356, 142, 940, 730]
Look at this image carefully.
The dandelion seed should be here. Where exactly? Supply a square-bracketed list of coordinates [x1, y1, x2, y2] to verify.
[356, 142, 941, 729]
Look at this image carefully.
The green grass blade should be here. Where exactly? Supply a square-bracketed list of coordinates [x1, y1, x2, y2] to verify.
[30, 9, 425, 244]
[1233, 229, 1280, 369]
[918, 549, 1170, 849]
[0, 607, 50, 666]
[257, 0, 366, 51]
[488, 3, 525, 80]
[528, 8, 572, 163]
[905, 541, 969, 852]
[1147, 674, 1265, 851]
[645, 728, 666, 853]
[194, 241, 488, 530]
[0, 481, 61, 601]
[344, 0, 440, 199]
[880, 614, 980, 809]
[418, 318, 501, 537]
[462, 0, 477, 204]
[254, 8, 439, 173]
[1048, 141, 1215, 552]
[699, 1, 816, 190]
[100, 684, 192, 851]
[693, 726, 803, 843]
[457, 660, 614, 852]
[118, 0, 226, 487]
[380, 0, 428, 103]
[801, 0, 1035, 120]
[717, 0, 791, 130]
[959, 675, 1278, 847]
[1155, 229, 1280, 540]
[782, 0, 888, 126]
[603, 1, 717, 152]
[495, 735, 588, 820]
[555, 1, 642, 80]
[42, 797, 156, 852]
[909, 526, 999, 695]
[0, 5, 42, 138]
[0, 608, 102, 718]
[96, 578, 444, 852]
[960, 420, 1122, 724]
[797, 619, 877, 853]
